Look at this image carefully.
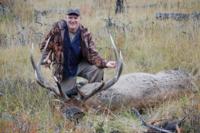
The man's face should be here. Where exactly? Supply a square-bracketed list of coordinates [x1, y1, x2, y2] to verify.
[66, 14, 80, 32]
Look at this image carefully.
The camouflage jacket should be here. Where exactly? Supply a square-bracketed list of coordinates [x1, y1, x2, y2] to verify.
[40, 20, 107, 82]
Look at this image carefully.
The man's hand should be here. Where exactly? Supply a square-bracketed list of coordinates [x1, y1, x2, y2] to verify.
[106, 61, 116, 68]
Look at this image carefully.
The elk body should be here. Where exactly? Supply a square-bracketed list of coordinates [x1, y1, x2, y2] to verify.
[96, 69, 195, 110]
[31, 33, 196, 121]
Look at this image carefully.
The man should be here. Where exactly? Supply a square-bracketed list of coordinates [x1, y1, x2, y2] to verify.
[40, 8, 116, 99]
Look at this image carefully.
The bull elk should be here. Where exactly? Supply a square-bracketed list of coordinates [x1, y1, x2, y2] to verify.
[30, 34, 123, 122]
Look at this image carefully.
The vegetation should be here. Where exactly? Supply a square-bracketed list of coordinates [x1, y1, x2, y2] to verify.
[0, 0, 200, 132]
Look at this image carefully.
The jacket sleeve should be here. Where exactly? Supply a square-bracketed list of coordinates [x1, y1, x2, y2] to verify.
[86, 32, 108, 68]
[39, 22, 60, 65]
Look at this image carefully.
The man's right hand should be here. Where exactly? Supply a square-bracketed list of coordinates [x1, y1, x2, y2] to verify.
[106, 61, 116, 68]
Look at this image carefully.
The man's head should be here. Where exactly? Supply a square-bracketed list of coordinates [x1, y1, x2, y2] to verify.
[66, 8, 81, 33]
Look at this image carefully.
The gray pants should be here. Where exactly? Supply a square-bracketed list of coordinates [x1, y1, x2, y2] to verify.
[60, 61, 104, 98]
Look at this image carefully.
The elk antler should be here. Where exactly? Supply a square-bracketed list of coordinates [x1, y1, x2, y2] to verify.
[81, 33, 123, 101]
[132, 108, 177, 133]
[30, 37, 65, 99]
[31, 33, 123, 102]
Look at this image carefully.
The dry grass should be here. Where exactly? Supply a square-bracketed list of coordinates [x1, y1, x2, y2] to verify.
[0, 0, 200, 132]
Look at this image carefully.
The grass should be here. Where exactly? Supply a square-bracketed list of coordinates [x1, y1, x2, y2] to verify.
[0, 0, 200, 132]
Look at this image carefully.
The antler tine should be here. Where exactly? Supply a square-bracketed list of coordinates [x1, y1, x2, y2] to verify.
[100, 51, 123, 91]
[108, 34, 123, 80]
[82, 33, 123, 101]
[101, 33, 123, 90]
[30, 37, 64, 98]
[109, 34, 119, 59]
[38, 37, 51, 67]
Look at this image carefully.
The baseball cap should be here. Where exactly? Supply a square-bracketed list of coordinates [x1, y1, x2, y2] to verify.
[67, 8, 80, 16]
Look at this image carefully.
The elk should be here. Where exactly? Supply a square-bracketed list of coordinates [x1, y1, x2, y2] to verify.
[30, 34, 123, 121]
[31, 32, 195, 125]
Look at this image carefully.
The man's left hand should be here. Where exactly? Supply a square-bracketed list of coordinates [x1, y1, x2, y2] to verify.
[106, 61, 116, 68]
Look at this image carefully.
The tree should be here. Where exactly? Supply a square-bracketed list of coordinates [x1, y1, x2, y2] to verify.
[115, 0, 124, 14]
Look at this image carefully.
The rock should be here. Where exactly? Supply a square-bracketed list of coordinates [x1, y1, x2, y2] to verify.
[0, 34, 7, 47]
[0, 4, 10, 16]
[0, 92, 3, 97]
[191, 12, 200, 21]
[155, 12, 200, 21]
[1, 112, 15, 121]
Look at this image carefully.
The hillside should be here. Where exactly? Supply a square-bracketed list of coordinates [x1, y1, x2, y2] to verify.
[0, 0, 200, 132]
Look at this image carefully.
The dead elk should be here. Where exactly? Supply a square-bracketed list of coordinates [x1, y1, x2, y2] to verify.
[97, 68, 196, 110]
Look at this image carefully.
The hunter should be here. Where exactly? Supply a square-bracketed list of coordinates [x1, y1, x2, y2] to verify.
[40, 8, 116, 99]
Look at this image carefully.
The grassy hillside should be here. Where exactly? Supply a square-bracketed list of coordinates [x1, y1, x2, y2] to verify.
[0, 0, 200, 132]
